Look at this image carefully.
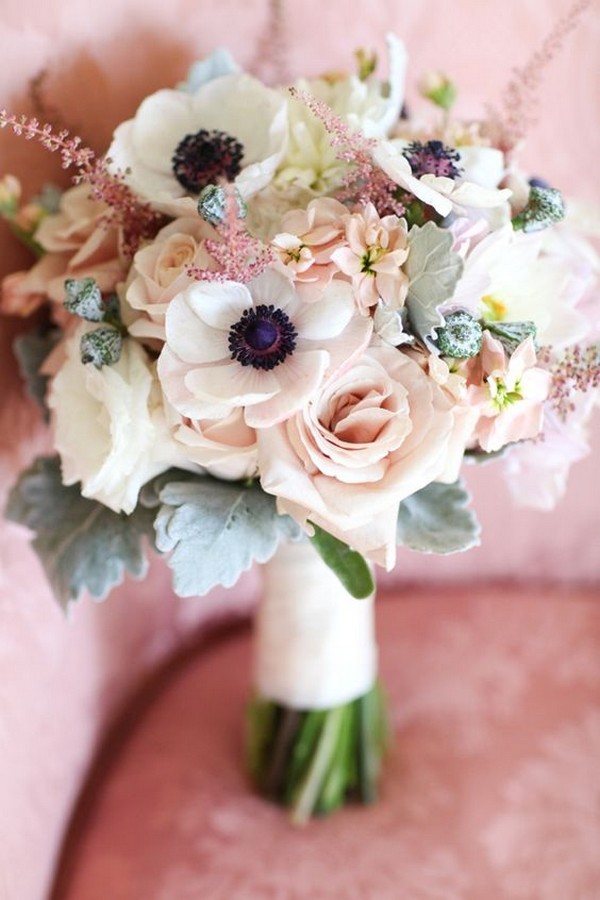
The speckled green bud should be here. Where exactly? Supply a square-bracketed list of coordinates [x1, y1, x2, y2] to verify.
[512, 186, 565, 233]
[436, 311, 483, 358]
[197, 184, 247, 225]
[64, 277, 104, 322]
[80, 327, 123, 369]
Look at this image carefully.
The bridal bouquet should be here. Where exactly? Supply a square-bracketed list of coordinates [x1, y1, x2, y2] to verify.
[2, 17, 599, 822]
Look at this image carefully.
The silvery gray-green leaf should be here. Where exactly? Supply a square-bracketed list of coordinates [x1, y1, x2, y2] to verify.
[404, 222, 463, 345]
[484, 320, 538, 355]
[397, 479, 480, 554]
[155, 478, 303, 597]
[5, 456, 155, 610]
[13, 328, 61, 417]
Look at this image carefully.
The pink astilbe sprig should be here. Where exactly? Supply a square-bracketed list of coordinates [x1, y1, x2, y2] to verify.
[491, 0, 592, 156]
[540, 343, 600, 420]
[0, 110, 164, 257]
[289, 88, 405, 217]
[187, 187, 273, 284]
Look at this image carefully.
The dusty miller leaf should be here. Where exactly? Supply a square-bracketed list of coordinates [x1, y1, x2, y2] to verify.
[397, 480, 480, 554]
[13, 328, 61, 417]
[154, 477, 302, 597]
[5, 456, 155, 610]
[404, 222, 463, 345]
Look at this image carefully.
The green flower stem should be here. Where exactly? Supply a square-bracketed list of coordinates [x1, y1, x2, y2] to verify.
[246, 681, 389, 824]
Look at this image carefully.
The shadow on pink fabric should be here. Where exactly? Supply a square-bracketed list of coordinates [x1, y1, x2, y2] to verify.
[53, 589, 600, 900]
[0, 2, 599, 899]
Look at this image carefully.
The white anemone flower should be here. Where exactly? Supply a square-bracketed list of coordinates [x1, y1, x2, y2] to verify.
[157, 268, 372, 429]
[455, 224, 588, 348]
[107, 73, 288, 216]
[373, 140, 511, 217]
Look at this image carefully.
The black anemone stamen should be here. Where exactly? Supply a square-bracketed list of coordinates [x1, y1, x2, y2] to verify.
[172, 129, 244, 193]
[229, 304, 297, 371]
[403, 140, 463, 180]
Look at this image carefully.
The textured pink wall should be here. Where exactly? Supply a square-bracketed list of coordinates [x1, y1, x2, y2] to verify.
[1, 2, 599, 898]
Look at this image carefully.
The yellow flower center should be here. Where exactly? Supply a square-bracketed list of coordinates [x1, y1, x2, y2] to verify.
[481, 294, 507, 322]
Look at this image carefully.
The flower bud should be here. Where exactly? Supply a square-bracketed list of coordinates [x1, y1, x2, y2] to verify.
[419, 71, 457, 111]
[436, 310, 482, 358]
[197, 184, 247, 225]
[64, 277, 105, 322]
[80, 326, 123, 368]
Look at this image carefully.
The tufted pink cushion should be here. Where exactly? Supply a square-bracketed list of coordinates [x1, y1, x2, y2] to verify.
[1, 2, 599, 898]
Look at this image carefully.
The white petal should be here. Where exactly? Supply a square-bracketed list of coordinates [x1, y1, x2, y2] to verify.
[185, 360, 280, 405]
[131, 90, 195, 173]
[186, 280, 252, 329]
[165, 293, 229, 364]
[244, 350, 329, 428]
[293, 280, 355, 340]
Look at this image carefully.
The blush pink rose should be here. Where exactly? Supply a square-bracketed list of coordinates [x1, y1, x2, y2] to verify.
[172, 408, 258, 481]
[125, 216, 217, 341]
[257, 342, 456, 568]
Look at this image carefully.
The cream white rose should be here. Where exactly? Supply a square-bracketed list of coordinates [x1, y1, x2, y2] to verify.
[48, 326, 193, 514]
[257, 342, 456, 568]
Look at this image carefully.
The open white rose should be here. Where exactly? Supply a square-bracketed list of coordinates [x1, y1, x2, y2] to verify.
[48, 326, 193, 514]
[257, 341, 457, 568]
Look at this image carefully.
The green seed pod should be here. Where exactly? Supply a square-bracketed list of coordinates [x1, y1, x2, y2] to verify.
[80, 326, 123, 369]
[64, 277, 104, 322]
[197, 184, 247, 225]
[437, 310, 483, 358]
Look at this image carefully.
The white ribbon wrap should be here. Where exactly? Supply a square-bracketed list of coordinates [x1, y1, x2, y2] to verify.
[253, 540, 377, 710]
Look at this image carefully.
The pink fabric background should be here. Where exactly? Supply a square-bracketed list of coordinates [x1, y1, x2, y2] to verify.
[0, 2, 599, 898]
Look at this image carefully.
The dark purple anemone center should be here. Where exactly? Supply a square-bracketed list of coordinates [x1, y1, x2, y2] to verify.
[228, 304, 297, 371]
[403, 140, 463, 179]
[172, 129, 244, 193]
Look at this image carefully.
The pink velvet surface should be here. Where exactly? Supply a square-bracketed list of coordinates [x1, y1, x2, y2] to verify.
[56, 588, 600, 900]
[1, 2, 599, 899]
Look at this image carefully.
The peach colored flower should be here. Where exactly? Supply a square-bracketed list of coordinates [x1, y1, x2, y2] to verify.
[257, 342, 456, 568]
[465, 332, 551, 452]
[173, 408, 258, 481]
[0, 270, 46, 317]
[125, 216, 217, 341]
[331, 202, 409, 312]
[410, 348, 479, 482]
[271, 197, 348, 302]
[3, 184, 126, 321]
[158, 267, 372, 429]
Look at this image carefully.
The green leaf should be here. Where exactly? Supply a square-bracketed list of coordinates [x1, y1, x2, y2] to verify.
[154, 477, 302, 597]
[13, 328, 61, 417]
[397, 479, 480, 554]
[308, 524, 374, 599]
[404, 222, 463, 345]
[5, 456, 155, 609]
